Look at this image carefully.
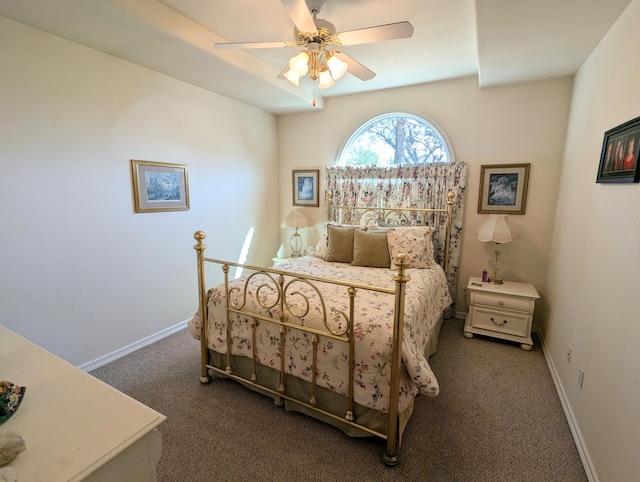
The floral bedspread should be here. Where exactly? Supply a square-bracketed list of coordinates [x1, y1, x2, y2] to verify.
[188, 256, 451, 413]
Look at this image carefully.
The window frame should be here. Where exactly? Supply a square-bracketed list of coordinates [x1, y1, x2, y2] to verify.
[336, 112, 455, 167]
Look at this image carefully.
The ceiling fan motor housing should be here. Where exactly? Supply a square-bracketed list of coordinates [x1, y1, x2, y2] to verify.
[294, 17, 338, 47]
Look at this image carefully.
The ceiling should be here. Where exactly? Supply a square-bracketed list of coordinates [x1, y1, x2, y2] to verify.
[0, 0, 632, 114]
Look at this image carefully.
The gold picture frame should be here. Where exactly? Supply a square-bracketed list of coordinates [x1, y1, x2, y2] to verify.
[131, 160, 189, 213]
[478, 163, 530, 214]
[292, 169, 319, 207]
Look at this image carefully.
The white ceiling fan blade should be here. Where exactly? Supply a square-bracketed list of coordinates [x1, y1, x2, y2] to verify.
[215, 40, 291, 50]
[337, 21, 414, 46]
[281, 0, 317, 33]
[333, 52, 376, 81]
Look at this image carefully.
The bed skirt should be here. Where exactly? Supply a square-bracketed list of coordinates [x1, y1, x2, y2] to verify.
[206, 313, 444, 441]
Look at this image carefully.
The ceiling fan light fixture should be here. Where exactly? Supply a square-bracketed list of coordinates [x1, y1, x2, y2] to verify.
[327, 53, 348, 80]
[289, 51, 309, 76]
[318, 69, 335, 89]
[214, 2, 415, 100]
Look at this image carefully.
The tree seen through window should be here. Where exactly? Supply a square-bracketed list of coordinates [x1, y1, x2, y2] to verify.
[337, 113, 450, 166]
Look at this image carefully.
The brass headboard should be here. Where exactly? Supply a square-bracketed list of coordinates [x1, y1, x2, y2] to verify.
[325, 191, 456, 274]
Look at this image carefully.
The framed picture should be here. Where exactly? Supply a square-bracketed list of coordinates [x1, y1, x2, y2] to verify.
[596, 116, 640, 183]
[130, 160, 189, 213]
[478, 163, 530, 214]
[292, 169, 319, 207]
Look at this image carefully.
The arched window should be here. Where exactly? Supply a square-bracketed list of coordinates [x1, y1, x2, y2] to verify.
[337, 113, 452, 166]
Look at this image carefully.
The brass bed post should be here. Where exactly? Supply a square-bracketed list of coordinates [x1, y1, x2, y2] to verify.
[444, 192, 455, 274]
[223, 264, 232, 375]
[346, 286, 356, 422]
[278, 273, 286, 396]
[383, 253, 411, 466]
[194, 231, 210, 384]
[325, 190, 333, 224]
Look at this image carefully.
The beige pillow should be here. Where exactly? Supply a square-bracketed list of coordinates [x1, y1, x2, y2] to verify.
[325, 225, 357, 263]
[352, 230, 391, 268]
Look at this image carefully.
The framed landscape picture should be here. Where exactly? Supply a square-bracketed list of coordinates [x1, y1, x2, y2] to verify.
[596, 116, 640, 183]
[131, 160, 189, 213]
[478, 163, 530, 214]
[292, 169, 319, 207]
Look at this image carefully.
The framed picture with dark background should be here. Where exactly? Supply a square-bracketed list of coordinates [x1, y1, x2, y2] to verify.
[596, 116, 640, 183]
[478, 163, 530, 214]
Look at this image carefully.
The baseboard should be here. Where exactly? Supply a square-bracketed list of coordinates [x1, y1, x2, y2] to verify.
[79, 319, 190, 372]
[537, 331, 598, 482]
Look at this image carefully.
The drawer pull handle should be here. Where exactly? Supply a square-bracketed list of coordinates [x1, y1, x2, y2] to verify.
[498, 301, 504, 306]
[490, 317, 507, 326]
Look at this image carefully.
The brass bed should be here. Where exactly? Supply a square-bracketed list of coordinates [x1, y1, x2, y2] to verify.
[188, 192, 455, 465]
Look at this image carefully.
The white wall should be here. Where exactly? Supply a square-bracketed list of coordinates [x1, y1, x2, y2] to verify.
[544, 1, 640, 480]
[0, 17, 279, 366]
[278, 75, 573, 317]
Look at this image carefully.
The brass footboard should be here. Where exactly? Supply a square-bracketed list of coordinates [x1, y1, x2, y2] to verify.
[193, 231, 411, 466]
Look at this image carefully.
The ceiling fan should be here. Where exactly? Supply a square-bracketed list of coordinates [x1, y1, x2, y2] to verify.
[214, 0, 414, 90]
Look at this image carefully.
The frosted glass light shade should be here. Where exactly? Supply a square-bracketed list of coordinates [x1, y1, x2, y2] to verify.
[289, 51, 309, 76]
[318, 70, 335, 89]
[284, 69, 300, 86]
[327, 55, 348, 80]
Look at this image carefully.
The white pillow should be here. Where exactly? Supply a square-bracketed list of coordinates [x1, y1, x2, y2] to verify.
[386, 226, 436, 269]
[312, 234, 328, 259]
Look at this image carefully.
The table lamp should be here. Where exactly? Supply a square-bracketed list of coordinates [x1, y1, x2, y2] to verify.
[476, 214, 521, 284]
[280, 208, 311, 257]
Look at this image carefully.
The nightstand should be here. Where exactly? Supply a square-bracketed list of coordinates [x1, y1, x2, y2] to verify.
[464, 277, 540, 350]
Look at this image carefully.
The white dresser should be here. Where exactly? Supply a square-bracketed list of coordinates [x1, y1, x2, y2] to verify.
[463, 277, 540, 350]
[0, 325, 166, 481]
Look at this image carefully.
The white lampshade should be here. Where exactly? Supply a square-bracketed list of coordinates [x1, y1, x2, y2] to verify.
[327, 54, 348, 80]
[289, 51, 309, 76]
[280, 208, 311, 229]
[477, 214, 521, 244]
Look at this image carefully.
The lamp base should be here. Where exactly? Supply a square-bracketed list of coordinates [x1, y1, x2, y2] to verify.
[488, 244, 504, 285]
[290, 230, 303, 258]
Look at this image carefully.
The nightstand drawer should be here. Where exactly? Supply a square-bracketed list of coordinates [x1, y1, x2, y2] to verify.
[470, 308, 528, 337]
[472, 292, 532, 313]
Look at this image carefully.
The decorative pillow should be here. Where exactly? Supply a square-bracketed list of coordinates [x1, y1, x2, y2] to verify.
[351, 230, 391, 268]
[387, 226, 436, 269]
[326, 225, 358, 263]
[312, 234, 328, 259]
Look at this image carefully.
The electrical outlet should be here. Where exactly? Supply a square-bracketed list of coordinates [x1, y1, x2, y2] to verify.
[578, 367, 585, 388]
[567, 346, 572, 362]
